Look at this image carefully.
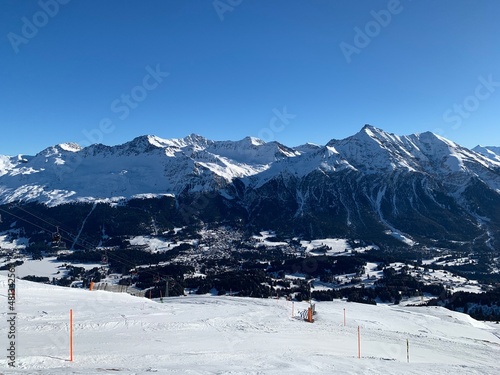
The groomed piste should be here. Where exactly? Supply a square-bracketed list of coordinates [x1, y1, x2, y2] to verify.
[1, 275, 499, 374]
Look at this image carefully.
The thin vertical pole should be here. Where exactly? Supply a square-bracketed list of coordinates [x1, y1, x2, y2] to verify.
[357, 326, 361, 359]
[70, 309, 73, 362]
[344, 308, 346, 327]
[406, 339, 409, 363]
[292, 302, 294, 317]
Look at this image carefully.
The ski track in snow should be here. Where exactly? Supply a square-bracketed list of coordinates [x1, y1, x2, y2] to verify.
[71, 202, 97, 249]
[0, 276, 499, 374]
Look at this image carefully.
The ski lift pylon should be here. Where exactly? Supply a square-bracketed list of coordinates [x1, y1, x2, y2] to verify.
[52, 227, 61, 247]
[101, 249, 109, 265]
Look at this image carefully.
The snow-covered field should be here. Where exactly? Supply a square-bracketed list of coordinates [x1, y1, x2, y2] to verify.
[390, 262, 484, 294]
[0, 233, 29, 250]
[252, 231, 288, 247]
[1, 275, 499, 374]
[128, 235, 194, 252]
[0, 256, 102, 280]
[301, 238, 350, 255]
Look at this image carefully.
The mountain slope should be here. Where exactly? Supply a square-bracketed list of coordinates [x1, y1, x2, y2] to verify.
[0, 134, 298, 206]
[228, 126, 500, 247]
[473, 145, 500, 163]
[0, 126, 499, 250]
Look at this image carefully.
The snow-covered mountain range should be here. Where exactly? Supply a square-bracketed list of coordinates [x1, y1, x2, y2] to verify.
[1, 125, 498, 206]
[0, 133, 298, 206]
[473, 145, 500, 163]
[1, 125, 499, 249]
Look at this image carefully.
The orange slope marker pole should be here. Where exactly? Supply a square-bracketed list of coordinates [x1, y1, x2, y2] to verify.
[357, 326, 361, 359]
[70, 309, 73, 362]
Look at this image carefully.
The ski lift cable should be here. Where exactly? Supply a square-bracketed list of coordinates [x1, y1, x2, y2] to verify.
[8, 204, 117, 253]
[10, 204, 95, 249]
[0, 206, 85, 253]
[0, 205, 80, 248]
[0, 206, 170, 280]
[0, 206, 55, 237]
[0, 206, 96, 254]
[8, 206, 165, 275]
[8, 204, 174, 280]
[8, 205, 124, 255]
[9, 204, 110, 253]
[11, 204, 74, 234]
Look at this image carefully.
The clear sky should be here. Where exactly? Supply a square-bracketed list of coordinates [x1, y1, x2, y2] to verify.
[1, 0, 499, 156]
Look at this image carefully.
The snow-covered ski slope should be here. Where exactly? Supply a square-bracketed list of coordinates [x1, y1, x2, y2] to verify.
[1, 275, 499, 374]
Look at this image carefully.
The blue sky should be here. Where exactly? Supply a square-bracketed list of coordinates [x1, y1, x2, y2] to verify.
[1, 0, 499, 156]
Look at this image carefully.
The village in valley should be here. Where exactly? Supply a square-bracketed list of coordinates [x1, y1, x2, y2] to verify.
[1, 224, 497, 321]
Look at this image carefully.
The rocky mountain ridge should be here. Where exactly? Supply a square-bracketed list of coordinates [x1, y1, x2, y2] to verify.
[1, 125, 499, 251]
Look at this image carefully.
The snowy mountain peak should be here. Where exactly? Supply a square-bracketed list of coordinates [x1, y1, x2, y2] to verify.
[331, 124, 401, 150]
[293, 143, 321, 153]
[243, 136, 266, 146]
[144, 135, 172, 148]
[473, 145, 500, 162]
[0, 126, 499, 206]
[324, 126, 415, 173]
[36, 142, 82, 157]
[117, 135, 171, 154]
[58, 142, 82, 152]
[361, 123, 384, 135]
[182, 133, 211, 147]
[417, 131, 460, 149]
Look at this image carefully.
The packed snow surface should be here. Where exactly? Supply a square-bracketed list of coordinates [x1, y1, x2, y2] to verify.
[1, 276, 499, 374]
